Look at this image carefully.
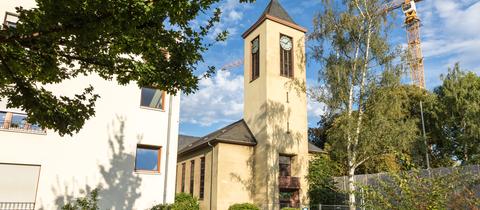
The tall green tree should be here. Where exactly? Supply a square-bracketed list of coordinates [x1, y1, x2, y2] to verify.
[0, 0, 253, 136]
[310, 0, 421, 207]
[430, 64, 480, 165]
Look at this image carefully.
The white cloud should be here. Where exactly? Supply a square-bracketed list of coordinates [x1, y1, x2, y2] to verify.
[418, 0, 480, 72]
[180, 70, 244, 127]
[181, 71, 324, 127]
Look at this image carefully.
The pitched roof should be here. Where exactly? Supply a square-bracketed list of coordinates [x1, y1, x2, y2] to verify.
[308, 142, 323, 153]
[262, 0, 296, 25]
[178, 120, 324, 155]
[178, 119, 257, 155]
[242, 0, 307, 38]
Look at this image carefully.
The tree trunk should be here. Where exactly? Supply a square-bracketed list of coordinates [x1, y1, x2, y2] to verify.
[348, 159, 356, 210]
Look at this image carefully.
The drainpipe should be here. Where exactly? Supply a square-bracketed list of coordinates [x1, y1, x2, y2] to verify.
[163, 94, 174, 204]
[207, 141, 215, 210]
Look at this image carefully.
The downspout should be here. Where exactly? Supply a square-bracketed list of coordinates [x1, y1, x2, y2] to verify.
[207, 141, 215, 210]
[163, 94, 174, 204]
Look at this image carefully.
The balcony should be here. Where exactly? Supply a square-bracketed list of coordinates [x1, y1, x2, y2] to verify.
[278, 176, 300, 189]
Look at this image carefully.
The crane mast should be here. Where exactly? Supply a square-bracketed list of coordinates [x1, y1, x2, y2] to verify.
[402, 0, 425, 88]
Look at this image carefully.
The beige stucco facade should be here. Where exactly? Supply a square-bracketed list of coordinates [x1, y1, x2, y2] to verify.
[243, 18, 309, 209]
[175, 1, 311, 209]
[176, 143, 254, 210]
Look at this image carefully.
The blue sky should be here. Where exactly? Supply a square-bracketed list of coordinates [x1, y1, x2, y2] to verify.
[179, 0, 480, 137]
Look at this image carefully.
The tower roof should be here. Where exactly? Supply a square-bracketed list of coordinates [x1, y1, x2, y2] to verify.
[262, 0, 296, 25]
[242, 0, 307, 38]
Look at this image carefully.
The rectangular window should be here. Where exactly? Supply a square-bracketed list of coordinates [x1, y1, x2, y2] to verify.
[135, 145, 161, 172]
[199, 157, 206, 200]
[251, 36, 260, 81]
[140, 87, 165, 110]
[181, 163, 186, 193]
[280, 35, 293, 78]
[189, 160, 195, 195]
[279, 155, 292, 177]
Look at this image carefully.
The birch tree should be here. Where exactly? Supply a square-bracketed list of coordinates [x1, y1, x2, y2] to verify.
[310, 0, 415, 208]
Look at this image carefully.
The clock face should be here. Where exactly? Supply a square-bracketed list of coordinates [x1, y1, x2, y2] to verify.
[252, 38, 259, 53]
[280, 36, 292, 51]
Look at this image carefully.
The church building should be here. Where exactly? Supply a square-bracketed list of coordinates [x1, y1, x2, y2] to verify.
[176, 0, 321, 209]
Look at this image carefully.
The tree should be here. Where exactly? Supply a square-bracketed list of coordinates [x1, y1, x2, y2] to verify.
[309, 0, 419, 208]
[430, 64, 480, 165]
[0, 0, 253, 136]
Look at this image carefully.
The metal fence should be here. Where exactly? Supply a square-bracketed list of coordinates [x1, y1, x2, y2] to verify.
[0, 202, 35, 210]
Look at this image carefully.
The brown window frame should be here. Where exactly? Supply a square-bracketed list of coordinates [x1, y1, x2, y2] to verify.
[199, 157, 206, 200]
[251, 36, 260, 81]
[181, 162, 186, 193]
[189, 160, 195, 195]
[279, 155, 292, 177]
[280, 34, 294, 78]
[140, 87, 166, 111]
[134, 144, 162, 173]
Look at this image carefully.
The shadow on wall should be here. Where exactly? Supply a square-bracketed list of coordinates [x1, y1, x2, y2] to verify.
[231, 99, 305, 207]
[46, 117, 142, 209]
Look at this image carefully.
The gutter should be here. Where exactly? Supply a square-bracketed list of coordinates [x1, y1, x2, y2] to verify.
[163, 94, 174, 204]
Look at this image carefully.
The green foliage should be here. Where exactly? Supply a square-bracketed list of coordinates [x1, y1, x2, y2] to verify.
[0, 0, 254, 136]
[307, 153, 346, 205]
[359, 168, 480, 210]
[280, 208, 300, 210]
[151, 193, 199, 210]
[430, 63, 480, 165]
[228, 203, 260, 210]
[61, 188, 99, 210]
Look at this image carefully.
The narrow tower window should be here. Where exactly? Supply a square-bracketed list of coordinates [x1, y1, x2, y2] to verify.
[251, 36, 260, 81]
[280, 35, 293, 78]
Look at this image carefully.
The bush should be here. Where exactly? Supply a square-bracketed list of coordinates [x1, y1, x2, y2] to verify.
[150, 193, 199, 210]
[228, 203, 259, 210]
[280, 208, 300, 210]
[62, 188, 99, 210]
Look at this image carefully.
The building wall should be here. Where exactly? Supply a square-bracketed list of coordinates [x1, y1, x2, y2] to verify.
[243, 19, 309, 209]
[215, 143, 255, 210]
[0, 74, 180, 209]
[176, 146, 215, 210]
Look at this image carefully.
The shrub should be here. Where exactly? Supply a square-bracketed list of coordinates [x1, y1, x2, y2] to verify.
[280, 208, 300, 210]
[62, 188, 99, 210]
[171, 193, 199, 210]
[228, 203, 259, 210]
[151, 193, 199, 210]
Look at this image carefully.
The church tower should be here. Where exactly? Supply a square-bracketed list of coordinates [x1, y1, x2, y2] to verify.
[242, 0, 309, 209]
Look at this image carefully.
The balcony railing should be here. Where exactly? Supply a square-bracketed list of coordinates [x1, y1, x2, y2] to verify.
[0, 202, 35, 210]
[0, 120, 46, 134]
[278, 176, 300, 189]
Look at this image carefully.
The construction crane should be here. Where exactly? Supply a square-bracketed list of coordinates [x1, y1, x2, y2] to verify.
[386, 0, 425, 89]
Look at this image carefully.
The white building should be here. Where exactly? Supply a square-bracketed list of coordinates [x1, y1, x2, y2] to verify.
[0, 2, 180, 209]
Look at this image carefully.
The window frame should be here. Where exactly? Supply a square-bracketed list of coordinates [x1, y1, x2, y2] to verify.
[279, 155, 293, 177]
[199, 156, 206, 200]
[189, 160, 195, 195]
[139, 87, 166, 111]
[251, 36, 260, 82]
[134, 144, 162, 173]
[279, 34, 294, 78]
[181, 162, 186, 193]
